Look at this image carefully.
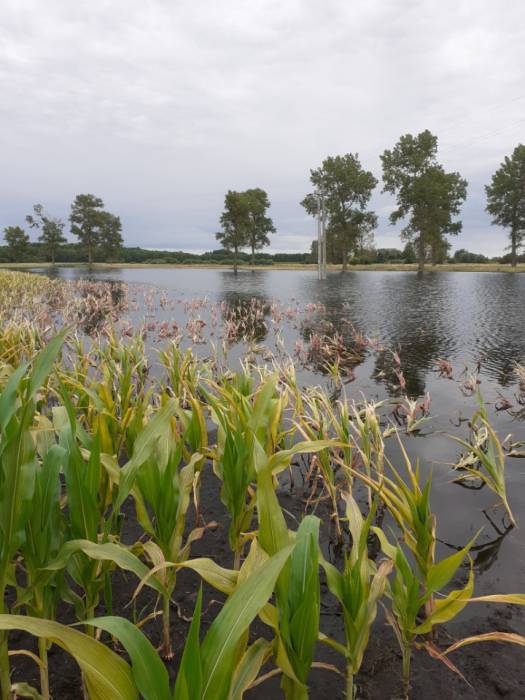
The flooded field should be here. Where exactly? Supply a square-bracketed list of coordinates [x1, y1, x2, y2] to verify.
[1, 266, 524, 698]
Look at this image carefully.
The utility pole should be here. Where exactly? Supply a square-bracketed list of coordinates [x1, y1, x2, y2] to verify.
[317, 191, 327, 280]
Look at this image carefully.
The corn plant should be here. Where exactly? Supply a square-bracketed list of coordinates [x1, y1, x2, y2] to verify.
[60, 332, 152, 460]
[375, 530, 475, 698]
[175, 396, 208, 522]
[451, 393, 516, 526]
[351, 436, 438, 587]
[298, 391, 344, 540]
[350, 400, 385, 475]
[159, 341, 205, 406]
[0, 614, 139, 700]
[320, 494, 393, 699]
[49, 393, 174, 609]
[17, 443, 67, 699]
[52, 409, 116, 630]
[0, 331, 65, 700]
[253, 436, 334, 699]
[34, 543, 292, 700]
[205, 374, 290, 566]
[132, 443, 203, 658]
[172, 542, 295, 700]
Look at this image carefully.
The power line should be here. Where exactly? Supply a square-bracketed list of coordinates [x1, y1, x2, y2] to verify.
[440, 117, 525, 154]
[435, 93, 525, 136]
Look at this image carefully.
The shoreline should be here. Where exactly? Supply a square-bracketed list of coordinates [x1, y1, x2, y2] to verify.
[2, 261, 525, 272]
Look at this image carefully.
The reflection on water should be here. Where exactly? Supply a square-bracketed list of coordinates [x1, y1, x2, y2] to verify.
[27, 266, 525, 390]
[219, 292, 270, 344]
[440, 510, 514, 575]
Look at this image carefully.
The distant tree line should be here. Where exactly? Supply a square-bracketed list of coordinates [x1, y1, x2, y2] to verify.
[0, 241, 312, 266]
[2, 194, 123, 264]
[3, 137, 525, 269]
[307, 242, 523, 266]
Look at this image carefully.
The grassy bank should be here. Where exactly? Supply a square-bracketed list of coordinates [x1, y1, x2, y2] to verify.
[2, 261, 525, 272]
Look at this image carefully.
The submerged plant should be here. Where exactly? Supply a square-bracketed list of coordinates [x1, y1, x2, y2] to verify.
[451, 394, 516, 526]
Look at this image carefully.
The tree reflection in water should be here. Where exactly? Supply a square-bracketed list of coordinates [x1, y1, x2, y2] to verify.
[439, 510, 514, 575]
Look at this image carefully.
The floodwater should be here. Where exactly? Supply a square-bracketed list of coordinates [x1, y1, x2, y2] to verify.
[35, 266, 525, 388]
[25, 266, 525, 612]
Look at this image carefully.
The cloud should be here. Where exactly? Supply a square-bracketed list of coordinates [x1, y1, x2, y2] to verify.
[1, 0, 524, 255]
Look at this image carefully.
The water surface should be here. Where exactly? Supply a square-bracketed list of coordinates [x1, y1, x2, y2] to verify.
[23, 266, 525, 605]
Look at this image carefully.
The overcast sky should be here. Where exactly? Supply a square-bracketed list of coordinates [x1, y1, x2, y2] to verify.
[1, 0, 524, 255]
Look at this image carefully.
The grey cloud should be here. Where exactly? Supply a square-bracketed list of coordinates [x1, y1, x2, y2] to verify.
[1, 0, 524, 255]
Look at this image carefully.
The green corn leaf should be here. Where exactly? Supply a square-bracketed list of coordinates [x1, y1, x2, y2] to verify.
[250, 375, 278, 433]
[469, 594, 525, 605]
[173, 587, 203, 700]
[229, 638, 272, 700]
[132, 555, 239, 604]
[0, 412, 38, 564]
[0, 363, 27, 432]
[414, 567, 474, 634]
[200, 545, 294, 700]
[85, 616, 170, 700]
[117, 400, 177, 509]
[0, 614, 137, 700]
[426, 534, 478, 593]
[27, 330, 67, 402]
[371, 526, 398, 561]
[46, 539, 166, 596]
[179, 557, 239, 595]
[255, 441, 290, 558]
[285, 516, 320, 683]
[319, 556, 344, 603]
[266, 439, 337, 476]
[61, 435, 99, 542]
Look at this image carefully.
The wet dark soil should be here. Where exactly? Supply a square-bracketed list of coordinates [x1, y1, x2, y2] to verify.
[8, 460, 525, 699]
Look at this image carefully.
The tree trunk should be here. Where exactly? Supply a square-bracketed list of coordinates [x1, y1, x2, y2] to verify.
[251, 244, 255, 267]
[511, 228, 517, 267]
[233, 245, 238, 273]
[417, 234, 425, 272]
[341, 237, 347, 271]
[51, 249, 55, 265]
[88, 240, 93, 266]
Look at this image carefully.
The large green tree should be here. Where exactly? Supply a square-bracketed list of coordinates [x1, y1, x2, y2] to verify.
[381, 130, 467, 272]
[3, 226, 30, 261]
[216, 190, 250, 272]
[301, 154, 377, 270]
[70, 194, 122, 264]
[26, 204, 66, 264]
[99, 212, 124, 261]
[244, 188, 276, 265]
[485, 144, 525, 267]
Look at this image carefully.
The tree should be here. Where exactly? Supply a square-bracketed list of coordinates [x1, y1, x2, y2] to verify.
[402, 241, 416, 263]
[485, 144, 525, 267]
[3, 226, 30, 261]
[381, 130, 467, 272]
[99, 213, 124, 261]
[452, 248, 489, 264]
[26, 204, 66, 264]
[301, 154, 377, 270]
[69, 194, 106, 264]
[216, 190, 250, 272]
[429, 236, 450, 265]
[244, 188, 276, 265]
[350, 210, 378, 260]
